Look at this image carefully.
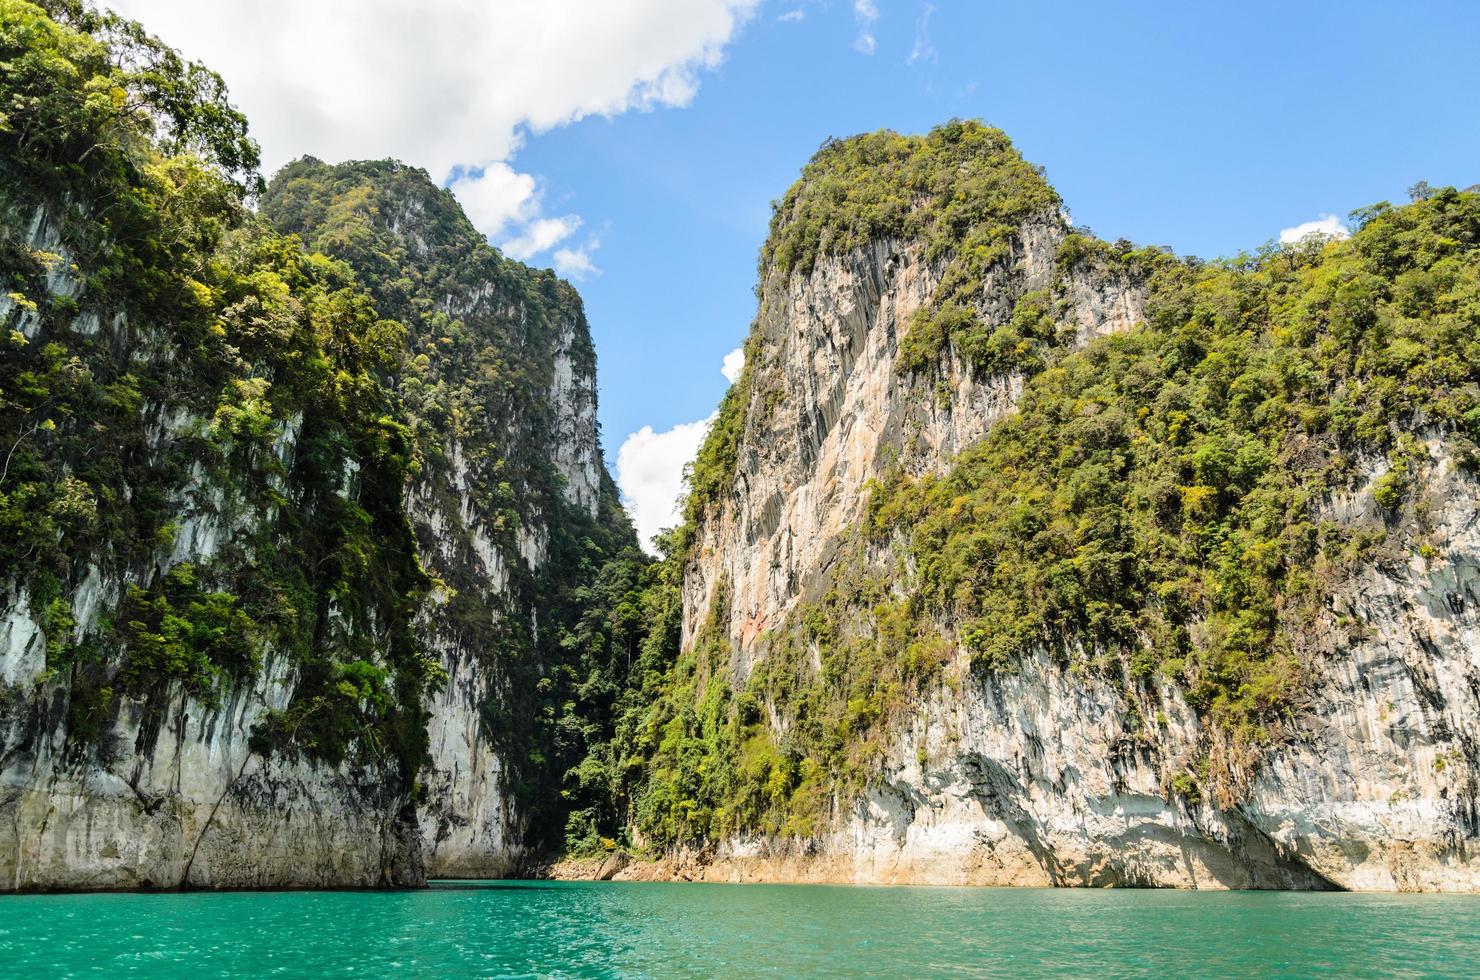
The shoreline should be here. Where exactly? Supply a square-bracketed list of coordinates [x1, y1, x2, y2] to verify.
[541, 852, 1357, 892]
[8, 868, 1480, 894]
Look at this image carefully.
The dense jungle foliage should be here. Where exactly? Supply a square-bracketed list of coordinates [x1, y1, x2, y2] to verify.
[2, 1, 650, 846]
[763, 121, 1065, 376]
[9, 1, 1478, 863]
[674, 123, 1070, 563]
[260, 158, 650, 849]
[566, 130, 1480, 851]
[1, 0, 654, 850]
[0, 0, 442, 772]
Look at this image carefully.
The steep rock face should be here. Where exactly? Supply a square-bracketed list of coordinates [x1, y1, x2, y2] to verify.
[0, 163, 616, 887]
[262, 159, 613, 877]
[549, 315, 603, 517]
[0, 204, 426, 890]
[0, 0, 625, 886]
[656, 127, 1480, 891]
[1239, 446, 1480, 890]
[683, 220, 1143, 655]
[2, 2, 637, 890]
[1, 644, 420, 891]
[795, 446, 1479, 891]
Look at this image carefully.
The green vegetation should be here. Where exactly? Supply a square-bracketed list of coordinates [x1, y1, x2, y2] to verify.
[762, 121, 1063, 375]
[11, 2, 1479, 864]
[671, 334, 757, 558]
[567, 136, 1480, 849]
[556, 525, 682, 854]
[612, 561, 957, 848]
[2, 1, 437, 776]
[261, 158, 649, 848]
[763, 121, 1058, 280]
[4, 1, 649, 824]
[115, 562, 258, 700]
[866, 188, 1480, 749]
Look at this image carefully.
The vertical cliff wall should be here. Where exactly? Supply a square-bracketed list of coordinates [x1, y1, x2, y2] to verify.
[681, 220, 1142, 656]
[613, 124, 1480, 891]
[0, 180, 433, 888]
[263, 157, 620, 877]
[0, 3, 636, 889]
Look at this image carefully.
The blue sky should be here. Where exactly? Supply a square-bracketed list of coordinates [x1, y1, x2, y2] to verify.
[524, 0, 1480, 459]
[113, 0, 1480, 547]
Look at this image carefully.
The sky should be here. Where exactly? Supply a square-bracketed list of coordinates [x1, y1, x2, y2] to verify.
[109, 0, 1480, 550]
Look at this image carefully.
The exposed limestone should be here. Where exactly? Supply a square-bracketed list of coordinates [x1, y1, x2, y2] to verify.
[684, 219, 1145, 657]
[416, 640, 526, 879]
[0, 645, 420, 891]
[0, 172, 611, 889]
[549, 314, 603, 518]
[664, 212, 1480, 892]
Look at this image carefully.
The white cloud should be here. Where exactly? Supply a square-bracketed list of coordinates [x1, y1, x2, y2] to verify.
[617, 413, 715, 554]
[907, 3, 936, 65]
[111, 0, 759, 255]
[554, 242, 600, 280]
[1279, 214, 1351, 244]
[450, 164, 597, 268]
[447, 163, 537, 238]
[616, 346, 745, 553]
[779, 8, 805, 22]
[501, 215, 582, 260]
[853, 0, 878, 54]
[721, 346, 745, 384]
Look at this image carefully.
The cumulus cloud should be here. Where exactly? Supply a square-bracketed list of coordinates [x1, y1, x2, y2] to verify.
[617, 413, 715, 554]
[1279, 214, 1351, 244]
[721, 346, 745, 384]
[554, 242, 600, 280]
[853, 0, 878, 54]
[779, 8, 806, 22]
[501, 215, 583, 261]
[616, 347, 747, 553]
[446, 163, 537, 239]
[111, 0, 759, 258]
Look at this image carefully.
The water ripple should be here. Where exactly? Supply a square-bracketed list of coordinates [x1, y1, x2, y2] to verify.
[0, 882, 1476, 977]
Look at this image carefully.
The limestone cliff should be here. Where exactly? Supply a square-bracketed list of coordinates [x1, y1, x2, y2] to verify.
[0, 172, 625, 888]
[0, 198, 429, 890]
[0, 2, 635, 890]
[613, 123, 1480, 892]
[262, 158, 616, 878]
[681, 220, 1142, 655]
[7, 2, 1477, 894]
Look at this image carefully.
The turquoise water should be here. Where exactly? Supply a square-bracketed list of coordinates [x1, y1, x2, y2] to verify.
[1, 880, 1477, 977]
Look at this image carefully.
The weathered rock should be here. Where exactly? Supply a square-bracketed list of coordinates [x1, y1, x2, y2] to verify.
[0, 161, 612, 889]
[675, 212, 1480, 891]
[0, 648, 421, 891]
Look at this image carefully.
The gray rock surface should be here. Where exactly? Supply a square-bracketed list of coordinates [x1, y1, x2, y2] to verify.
[678, 215, 1480, 890]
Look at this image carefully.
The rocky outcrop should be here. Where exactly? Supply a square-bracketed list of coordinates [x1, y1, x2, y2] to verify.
[666, 195, 1480, 890]
[0, 292, 422, 891]
[0, 645, 420, 891]
[705, 444, 1476, 892]
[549, 314, 603, 519]
[0, 155, 618, 889]
[683, 219, 1142, 656]
[0, 212, 421, 888]
[827, 452, 1480, 892]
[260, 160, 612, 878]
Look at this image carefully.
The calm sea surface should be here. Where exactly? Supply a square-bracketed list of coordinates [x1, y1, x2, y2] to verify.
[0, 879, 1476, 977]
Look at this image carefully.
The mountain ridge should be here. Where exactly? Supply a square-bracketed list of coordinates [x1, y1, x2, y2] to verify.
[561, 123, 1480, 891]
[4, 1, 1479, 893]
[0, 1, 642, 888]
